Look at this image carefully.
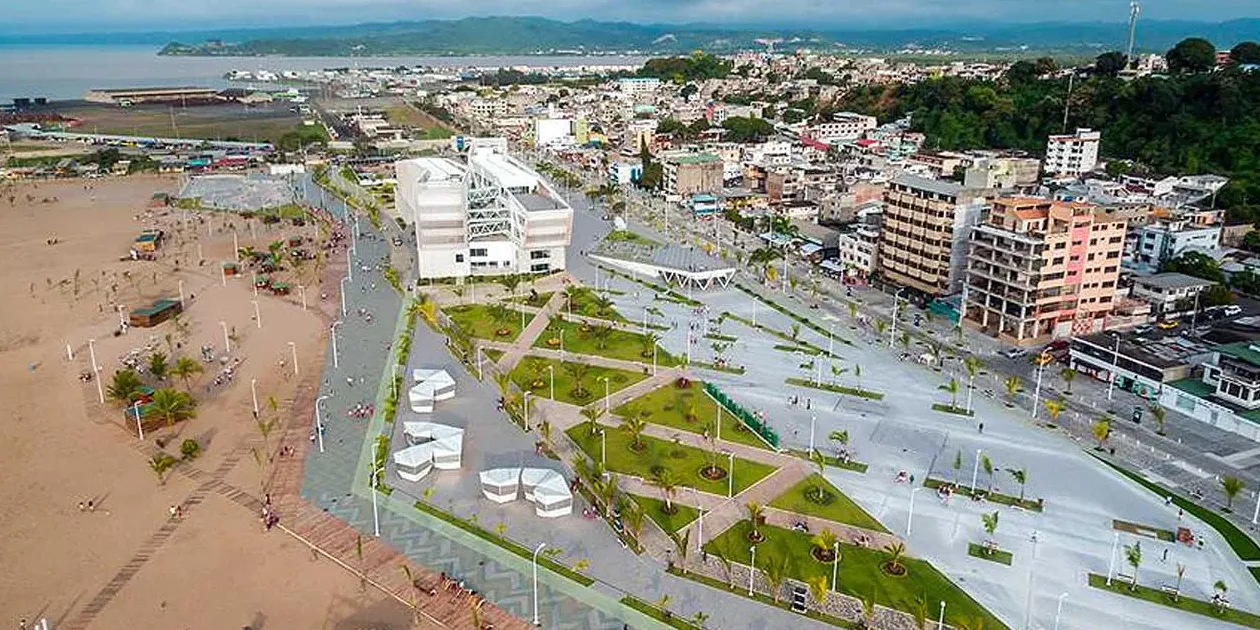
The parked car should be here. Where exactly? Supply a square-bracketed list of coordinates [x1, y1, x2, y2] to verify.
[1157, 320, 1180, 330]
[1002, 348, 1028, 359]
[1224, 305, 1243, 317]
[1133, 324, 1153, 335]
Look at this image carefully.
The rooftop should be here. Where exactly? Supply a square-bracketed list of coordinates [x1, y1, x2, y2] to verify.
[1215, 341, 1260, 366]
[1133, 273, 1215, 291]
[515, 191, 564, 213]
[664, 153, 721, 165]
[892, 173, 964, 198]
[1075, 331, 1212, 370]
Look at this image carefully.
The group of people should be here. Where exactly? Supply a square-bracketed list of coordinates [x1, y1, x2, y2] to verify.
[347, 402, 375, 419]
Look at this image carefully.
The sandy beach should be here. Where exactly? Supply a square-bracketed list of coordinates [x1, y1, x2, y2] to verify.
[0, 176, 422, 630]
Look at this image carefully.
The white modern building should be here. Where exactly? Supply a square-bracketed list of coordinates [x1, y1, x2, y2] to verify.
[534, 117, 576, 147]
[1130, 273, 1215, 315]
[408, 368, 456, 413]
[808, 112, 878, 144]
[1044, 128, 1101, 176]
[1128, 220, 1222, 271]
[618, 77, 661, 96]
[395, 139, 574, 280]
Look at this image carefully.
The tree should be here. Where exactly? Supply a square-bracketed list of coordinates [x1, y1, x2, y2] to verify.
[807, 575, 829, 608]
[1222, 476, 1245, 511]
[1161, 252, 1225, 282]
[669, 528, 691, 574]
[649, 468, 682, 513]
[982, 454, 995, 491]
[1044, 399, 1066, 424]
[761, 554, 790, 603]
[1003, 375, 1022, 403]
[746, 501, 764, 539]
[1166, 37, 1218, 74]
[1151, 405, 1167, 435]
[148, 352, 169, 380]
[1094, 51, 1129, 77]
[883, 541, 907, 574]
[1124, 541, 1142, 590]
[1092, 417, 1112, 450]
[149, 388, 196, 428]
[952, 449, 963, 484]
[497, 273, 522, 297]
[940, 377, 960, 409]
[811, 528, 838, 559]
[829, 429, 850, 461]
[1202, 284, 1236, 307]
[148, 452, 178, 484]
[619, 413, 648, 450]
[981, 511, 999, 546]
[1006, 468, 1028, 501]
[562, 361, 591, 398]
[1231, 42, 1260, 65]
[171, 356, 203, 392]
[107, 369, 144, 406]
[722, 116, 775, 143]
[1060, 367, 1076, 394]
[1175, 562, 1186, 600]
[692, 611, 710, 628]
[859, 588, 879, 629]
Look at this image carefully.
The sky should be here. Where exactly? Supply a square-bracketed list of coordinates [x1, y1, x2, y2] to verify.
[5, 0, 1259, 33]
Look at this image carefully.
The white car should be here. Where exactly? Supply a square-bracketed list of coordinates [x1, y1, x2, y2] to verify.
[1002, 348, 1028, 359]
[1224, 305, 1243, 317]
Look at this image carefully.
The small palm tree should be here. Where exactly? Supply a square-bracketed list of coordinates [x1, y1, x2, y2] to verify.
[875, 320, 889, 338]
[883, 541, 907, 574]
[171, 356, 203, 391]
[899, 330, 911, 350]
[940, 377, 960, 409]
[107, 369, 144, 406]
[762, 554, 790, 603]
[148, 452, 177, 485]
[982, 454, 995, 491]
[981, 511, 999, 548]
[746, 501, 764, 538]
[148, 352, 169, 380]
[1125, 541, 1142, 591]
[692, 611, 710, 629]
[829, 429, 850, 460]
[952, 449, 963, 484]
[648, 468, 682, 513]
[790, 323, 801, 341]
[807, 575, 829, 607]
[1003, 375, 1022, 403]
[579, 405, 604, 435]
[620, 413, 648, 450]
[669, 528, 691, 574]
[563, 361, 591, 397]
[149, 387, 196, 428]
[1175, 562, 1186, 600]
[1043, 398, 1066, 424]
[811, 528, 839, 559]
[1006, 468, 1028, 501]
[1222, 476, 1245, 511]
[1060, 367, 1077, 393]
[1092, 418, 1112, 450]
[859, 588, 879, 629]
[853, 364, 863, 392]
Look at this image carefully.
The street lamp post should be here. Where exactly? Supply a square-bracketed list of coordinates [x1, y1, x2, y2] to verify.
[133, 400, 144, 440]
[340, 276, 350, 317]
[532, 542, 546, 626]
[371, 464, 384, 536]
[907, 487, 924, 536]
[477, 347, 485, 380]
[971, 449, 982, 493]
[599, 429, 607, 468]
[889, 288, 906, 348]
[1106, 333, 1121, 401]
[808, 414, 816, 452]
[523, 391, 533, 430]
[601, 377, 610, 413]
[548, 365, 555, 400]
[220, 321, 231, 353]
[1032, 358, 1046, 419]
[331, 321, 342, 369]
[1053, 593, 1068, 630]
[251, 299, 261, 329]
[652, 343, 658, 376]
[937, 601, 946, 630]
[250, 378, 259, 416]
[1106, 532, 1119, 585]
[315, 395, 330, 454]
[727, 452, 735, 498]
[831, 541, 840, 592]
[289, 341, 298, 376]
[347, 248, 354, 282]
[298, 284, 307, 311]
[748, 545, 757, 596]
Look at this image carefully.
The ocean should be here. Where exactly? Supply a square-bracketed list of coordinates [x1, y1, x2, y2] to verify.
[0, 45, 647, 102]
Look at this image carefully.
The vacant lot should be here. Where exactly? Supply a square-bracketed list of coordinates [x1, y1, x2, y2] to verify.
[52, 101, 304, 142]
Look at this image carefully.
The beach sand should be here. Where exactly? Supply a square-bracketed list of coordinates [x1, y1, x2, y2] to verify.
[0, 176, 425, 630]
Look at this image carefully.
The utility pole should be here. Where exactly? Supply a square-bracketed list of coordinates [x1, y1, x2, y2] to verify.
[1126, 1, 1142, 68]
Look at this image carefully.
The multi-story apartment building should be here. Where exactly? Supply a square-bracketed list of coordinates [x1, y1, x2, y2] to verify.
[395, 139, 573, 279]
[1128, 219, 1222, 271]
[1044, 128, 1101, 176]
[618, 77, 661, 96]
[661, 152, 723, 197]
[877, 174, 989, 296]
[963, 197, 1126, 345]
[808, 112, 878, 144]
[837, 225, 881, 278]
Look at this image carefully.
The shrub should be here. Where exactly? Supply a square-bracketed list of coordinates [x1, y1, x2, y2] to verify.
[179, 439, 201, 460]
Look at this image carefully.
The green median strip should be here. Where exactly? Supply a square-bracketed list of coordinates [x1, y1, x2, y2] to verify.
[1094, 456, 1260, 561]
[785, 377, 884, 400]
[932, 403, 975, 417]
[1112, 519, 1175, 542]
[922, 477, 1043, 512]
[967, 542, 1013, 566]
[1087, 573, 1260, 628]
[665, 567, 857, 629]
[619, 595, 703, 630]
[412, 500, 595, 586]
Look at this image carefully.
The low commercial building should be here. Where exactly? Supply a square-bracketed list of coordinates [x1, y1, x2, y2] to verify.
[1161, 341, 1260, 441]
[836, 225, 881, 279]
[1070, 332, 1211, 400]
[1130, 273, 1215, 316]
[84, 86, 219, 105]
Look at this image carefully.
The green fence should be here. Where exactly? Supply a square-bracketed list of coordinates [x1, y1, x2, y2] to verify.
[703, 382, 779, 448]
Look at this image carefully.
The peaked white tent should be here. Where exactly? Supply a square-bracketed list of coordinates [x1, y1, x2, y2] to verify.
[478, 467, 572, 518]
[409, 368, 456, 413]
[392, 421, 464, 482]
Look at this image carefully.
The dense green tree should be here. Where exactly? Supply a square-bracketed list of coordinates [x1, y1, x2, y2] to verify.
[1232, 270, 1260, 296]
[1166, 38, 1217, 74]
[1202, 284, 1236, 307]
[656, 117, 689, 136]
[1161, 252, 1225, 283]
[721, 116, 775, 143]
[1231, 42, 1260, 65]
[680, 83, 699, 99]
[639, 52, 732, 83]
[1094, 52, 1129, 77]
[1005, 60, 1040, 84]
[1034, 57, 1059, 76]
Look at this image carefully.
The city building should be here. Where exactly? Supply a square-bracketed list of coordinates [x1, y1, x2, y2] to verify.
[963, 156, 1042, 191]
[1044, 128, 1101, 176]
[1128, 219, 1222, 270]
[836, 224, 881, 279]
[963, 198, 1126, 345]
[534, 117, 577, 147]
[395, 139, 573, 280]
[661, 152, 723, 197]
[877, 174, 989, 296]
[1069, 332, 1211, 400]
[607, 161, 642, 186]
[83, 86, 220, 105]
[1162, 341, 1260, 441]
[618, 77, 661, 96]
[1130, 273, 1216, 316]
[807, 112, 878, 144]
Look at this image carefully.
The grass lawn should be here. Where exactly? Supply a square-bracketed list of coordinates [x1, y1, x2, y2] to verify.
[563, 286, 629, 323]
[774, 344, 821, 356]
[767, 474, 888, 533]
[534, 317, 682, 366]
[1112, 519, 1175, 542]
[932, 403, 975, 417]
[619, 596, 701, 630]
[704, 522, 1007, 630]
[510, 356, 648, 406]
[1087, 573, 1260, 628]
[632, 493, 700, 533]
[1095, 456, 1260, 561]
[565, 425, 777, 496]
[442, 303, 526, 341]
[666, 567, 854, 628]
[967, 542, 1013, 566]
[922, 477, 1043, 512]
[613, 382, 773, 451]
[484, 348, 505, 363]
[508, 291, 554, 307]
[785, 377, 884, 400]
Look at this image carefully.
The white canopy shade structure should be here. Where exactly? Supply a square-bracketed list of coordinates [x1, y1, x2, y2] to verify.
[479, 467, 522, 504]
[478, 467, 572, 518]
[409, 368, 456, 413]
[393, 421, 464, 482]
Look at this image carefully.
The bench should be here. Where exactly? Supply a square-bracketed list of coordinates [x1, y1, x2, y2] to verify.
[1160, 584, 1179, 597]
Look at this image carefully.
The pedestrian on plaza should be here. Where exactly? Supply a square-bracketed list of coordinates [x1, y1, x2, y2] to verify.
[1178, 508, 1183, 520]
[78, 501, 86, 512]
[978, 422, 984, 434]
[1162, 548, 1169, 562]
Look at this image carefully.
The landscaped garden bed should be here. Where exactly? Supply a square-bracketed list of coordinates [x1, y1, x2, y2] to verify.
[1087, 573, 1260, 628]
[631, 493, 700, 533]
[441, 303, 527, 341]
[784, 377, 884, 400]
[931, 403, 975, 417]
[613, 382, 774, 451]
[509, 356, 647, 406]
[768, 474, 888, 533]
[922, 477, 1044, 512]
[967, 542, 1013, 565]
[1112, 519, 1175, 542]
[533, 317, 683, 366]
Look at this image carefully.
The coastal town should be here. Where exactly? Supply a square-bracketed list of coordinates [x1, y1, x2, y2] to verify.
[6, 21, 1260, 630]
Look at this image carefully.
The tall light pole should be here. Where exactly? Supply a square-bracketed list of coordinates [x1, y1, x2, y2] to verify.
[523, 391, 533, 430]
[251, 299, 261, 329]
[1032, 357, 1046, 419]
[250, 378, 259, 416]
[298, 284, 307, 311]
[808, 414, 817, 452]
[601, 377, 610, 413]
[1106, 532, 1119, 586]
[315, 394, 330, 454]
[371, 464, 384, 536]
[907, 487, 924, 536]
[1106, 333, 1121, 401]
[971, 449, 982, 493]
[288, 341, 298, 376]
[532, 542, 546, 626]
[548, 365, 555, 400]
[889, 288, 906, 348]
[340, 276, 350, 317]
[828, 323, 834, 358]
[727, 451, 735, 498]
[748, 545, 757, 596]
[219, 321, 231, 353]
[178, 280, 185, 308]
[937, 601, 946, 630]
[831, 541, 840, 592]
[133, 400, 144, 440]
[331, 321, 342, 369]
[347, 248, 354, 282]
[599, 429, 607, 468]
[1053, 593, 1068, 630]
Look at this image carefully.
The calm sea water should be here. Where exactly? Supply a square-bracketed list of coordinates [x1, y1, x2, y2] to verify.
[0, 45, 647, 102]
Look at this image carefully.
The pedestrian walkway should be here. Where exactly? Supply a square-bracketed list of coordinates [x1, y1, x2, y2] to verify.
[496, 290, 565, 373]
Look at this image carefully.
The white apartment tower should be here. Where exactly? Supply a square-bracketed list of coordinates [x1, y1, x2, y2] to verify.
[1044, 128, 1101, 176]
[395, 139, 573, 280]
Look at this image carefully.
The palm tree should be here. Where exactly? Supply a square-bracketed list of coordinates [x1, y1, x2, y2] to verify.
[790, 323, 801, 342]
[1043, 399, 1066, 424]
[1175, 562, 1186, 600]
[562, 361, 591, 397]
[620, 413, 648, 450]
[1006, 468, 1028, 501]
[761, 554, 789, 603]
[538, 420, 553, 451]
[875, 320, 889, 339]
[669, 528, 692, 574]
[952, 449, 963, 484]
[107, 369, 144, 406]
[1003, 375, 1022, 403]
[171, 356, 203, 392]
[809, 448, 826, 475]
[580, 406, 604, 436]
[497, 273, 522, 298]
[807, 575, 829, 608]
[940, 377, 960, 409]
[746, 501, 764, 539]
[148, 453, 177, 484]
[853, 364, 863, 392]
[811, 528, 839, 560]
[1222, 476, 1245, 511]
[148, 352, 169, 380]
[883, 541, 907, 574]
[649, 468, 682, 513]
[1125, 541, 1142, 590]
[829, 430, 850, 460]
[1092, 418, 1112, 450]
[640, 332, 661, 359]
[714, 551, 735, 589]
[1060, 367, 1077, 394]
[981, 511, 1000, 548]
[964, 355, 983, 411]
[149, 387, 196, 428]
[487, 302, 511, 330]
[982, 454, 995, 491]
[692, 611, 710, 629]
[858, 588, 879, 629]
[1151, 405, 1168, 435]
[848, 302, 859, 320]
[899, 330, 911, 350]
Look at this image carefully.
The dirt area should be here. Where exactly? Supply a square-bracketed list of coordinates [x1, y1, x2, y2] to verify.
[0, 176, 428, 630]
[49, 101, 304, 143]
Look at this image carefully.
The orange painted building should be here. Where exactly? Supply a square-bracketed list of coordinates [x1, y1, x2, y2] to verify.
[964, 197, 1127, 346]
